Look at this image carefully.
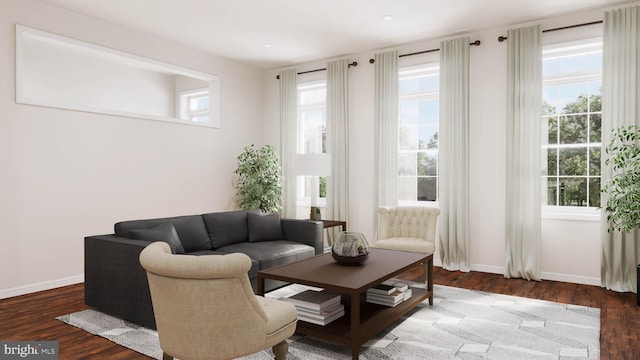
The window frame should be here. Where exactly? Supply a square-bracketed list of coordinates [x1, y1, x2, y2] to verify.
[398, 63, 440, 207]
[16, 24, 220, 128]
[295, 79, 329, 213]
[297, 80, 327, 155]
[541, 37, 603, 221]
[179, 88, 210, 123]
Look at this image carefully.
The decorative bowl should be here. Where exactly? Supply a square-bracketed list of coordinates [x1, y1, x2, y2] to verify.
[331, 231, 370, 266]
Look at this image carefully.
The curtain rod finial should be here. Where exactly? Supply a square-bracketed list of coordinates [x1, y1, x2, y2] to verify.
[498, 36, 508, 42]
[369, 58, 375, 64]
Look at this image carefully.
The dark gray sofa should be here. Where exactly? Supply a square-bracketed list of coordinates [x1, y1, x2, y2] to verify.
[84, 209, 323, 329]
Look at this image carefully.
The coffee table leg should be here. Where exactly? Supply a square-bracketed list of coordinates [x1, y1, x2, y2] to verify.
[425, 257, 433, 305]
[350, 293, 360, 360]
[257, 275, 265, 296]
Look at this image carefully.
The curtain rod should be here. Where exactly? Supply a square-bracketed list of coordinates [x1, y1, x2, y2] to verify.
[275, 61, 358, 79]
[368, 40, 481, 64]
[497, 20, 603, 42]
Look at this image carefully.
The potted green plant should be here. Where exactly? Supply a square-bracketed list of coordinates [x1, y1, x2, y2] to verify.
[602, 125, 640, 233]
[234, 144, 283, 213]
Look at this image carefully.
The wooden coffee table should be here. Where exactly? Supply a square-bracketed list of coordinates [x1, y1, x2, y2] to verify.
[257, 248, 433, 360]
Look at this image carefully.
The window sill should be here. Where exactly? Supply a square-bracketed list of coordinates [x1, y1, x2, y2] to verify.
[541, 206, 601, 222]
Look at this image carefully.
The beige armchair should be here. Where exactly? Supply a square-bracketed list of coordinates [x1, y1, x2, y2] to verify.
[373, 206, 440, 278]
[139, 242, 297, 360]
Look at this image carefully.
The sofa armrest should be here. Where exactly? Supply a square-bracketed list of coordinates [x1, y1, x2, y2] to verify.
[84, 235, 157, 329]
[280, 219, 323, 255]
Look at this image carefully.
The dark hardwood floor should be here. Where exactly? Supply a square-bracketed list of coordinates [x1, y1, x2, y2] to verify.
[1, 267, 638, 359]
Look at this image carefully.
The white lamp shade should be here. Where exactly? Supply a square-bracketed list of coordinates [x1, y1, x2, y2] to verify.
[295, 154, 331, 176]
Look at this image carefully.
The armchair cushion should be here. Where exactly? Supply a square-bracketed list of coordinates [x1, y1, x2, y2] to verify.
[130, 223, 185, 254]
[375, 206, 440, 255]
[374, 237, 435, 254]
[248, 212, 283, 242]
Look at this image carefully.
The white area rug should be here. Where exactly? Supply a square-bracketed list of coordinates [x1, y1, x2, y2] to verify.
[58, 283, 600, 359]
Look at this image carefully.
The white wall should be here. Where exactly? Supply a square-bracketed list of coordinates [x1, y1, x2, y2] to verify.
[263, 6, 628, 286]
[0, 0, 265, 298]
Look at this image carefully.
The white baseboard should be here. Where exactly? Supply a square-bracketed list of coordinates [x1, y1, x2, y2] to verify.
[0, 275, 84, 300]
[470, 263, 504, 275]
[539, 271, 601, 286]
[433, 258, 504, 275]
[433, 259, 601, 286]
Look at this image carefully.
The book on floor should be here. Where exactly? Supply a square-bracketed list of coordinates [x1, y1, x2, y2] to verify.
[285, 289, 341, 311]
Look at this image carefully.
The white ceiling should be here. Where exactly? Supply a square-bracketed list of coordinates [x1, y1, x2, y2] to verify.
[43, 0, 634, 69]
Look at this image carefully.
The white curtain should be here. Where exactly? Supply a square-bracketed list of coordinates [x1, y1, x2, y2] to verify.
[279, 69, 298, 218]
[601, 5, 640, 292]
[326, 59, 349, 224]
[505, 25, 542, 281]
[375, 51, 399, 211]
[438, 37, 471, 272]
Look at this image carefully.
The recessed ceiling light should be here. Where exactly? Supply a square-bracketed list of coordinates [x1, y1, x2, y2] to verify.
[263, 43, 272, 48]
[382, 15, 393, 21]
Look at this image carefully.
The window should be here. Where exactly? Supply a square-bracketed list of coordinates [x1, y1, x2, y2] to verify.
[298, 81, 327, 154]
[16, 24, 220, 128]
[179, 88, 210, 124]
[398, 64, 440, 204]
[296, 81, 328, 216]
[542, 39, 602, 210]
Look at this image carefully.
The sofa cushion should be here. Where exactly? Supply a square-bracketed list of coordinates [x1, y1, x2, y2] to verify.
[130, 223, 185, 254]
[217, 241, 314, 270]
[202, 210, 261, 248]
[248, 212, 283, 243]
[115, 215, 211, 252]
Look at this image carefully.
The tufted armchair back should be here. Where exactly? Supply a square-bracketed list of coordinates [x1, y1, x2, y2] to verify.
[375, 206, 440, 254]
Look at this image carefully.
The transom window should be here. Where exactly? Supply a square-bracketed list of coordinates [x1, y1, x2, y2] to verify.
[542, 39, 602, 209]
[398, 64, 440, 204]
[179, 88, 210, 124]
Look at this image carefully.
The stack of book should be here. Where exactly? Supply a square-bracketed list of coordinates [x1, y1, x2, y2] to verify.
[284, 289, 344, 326]
[366, 280, 412, 307]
